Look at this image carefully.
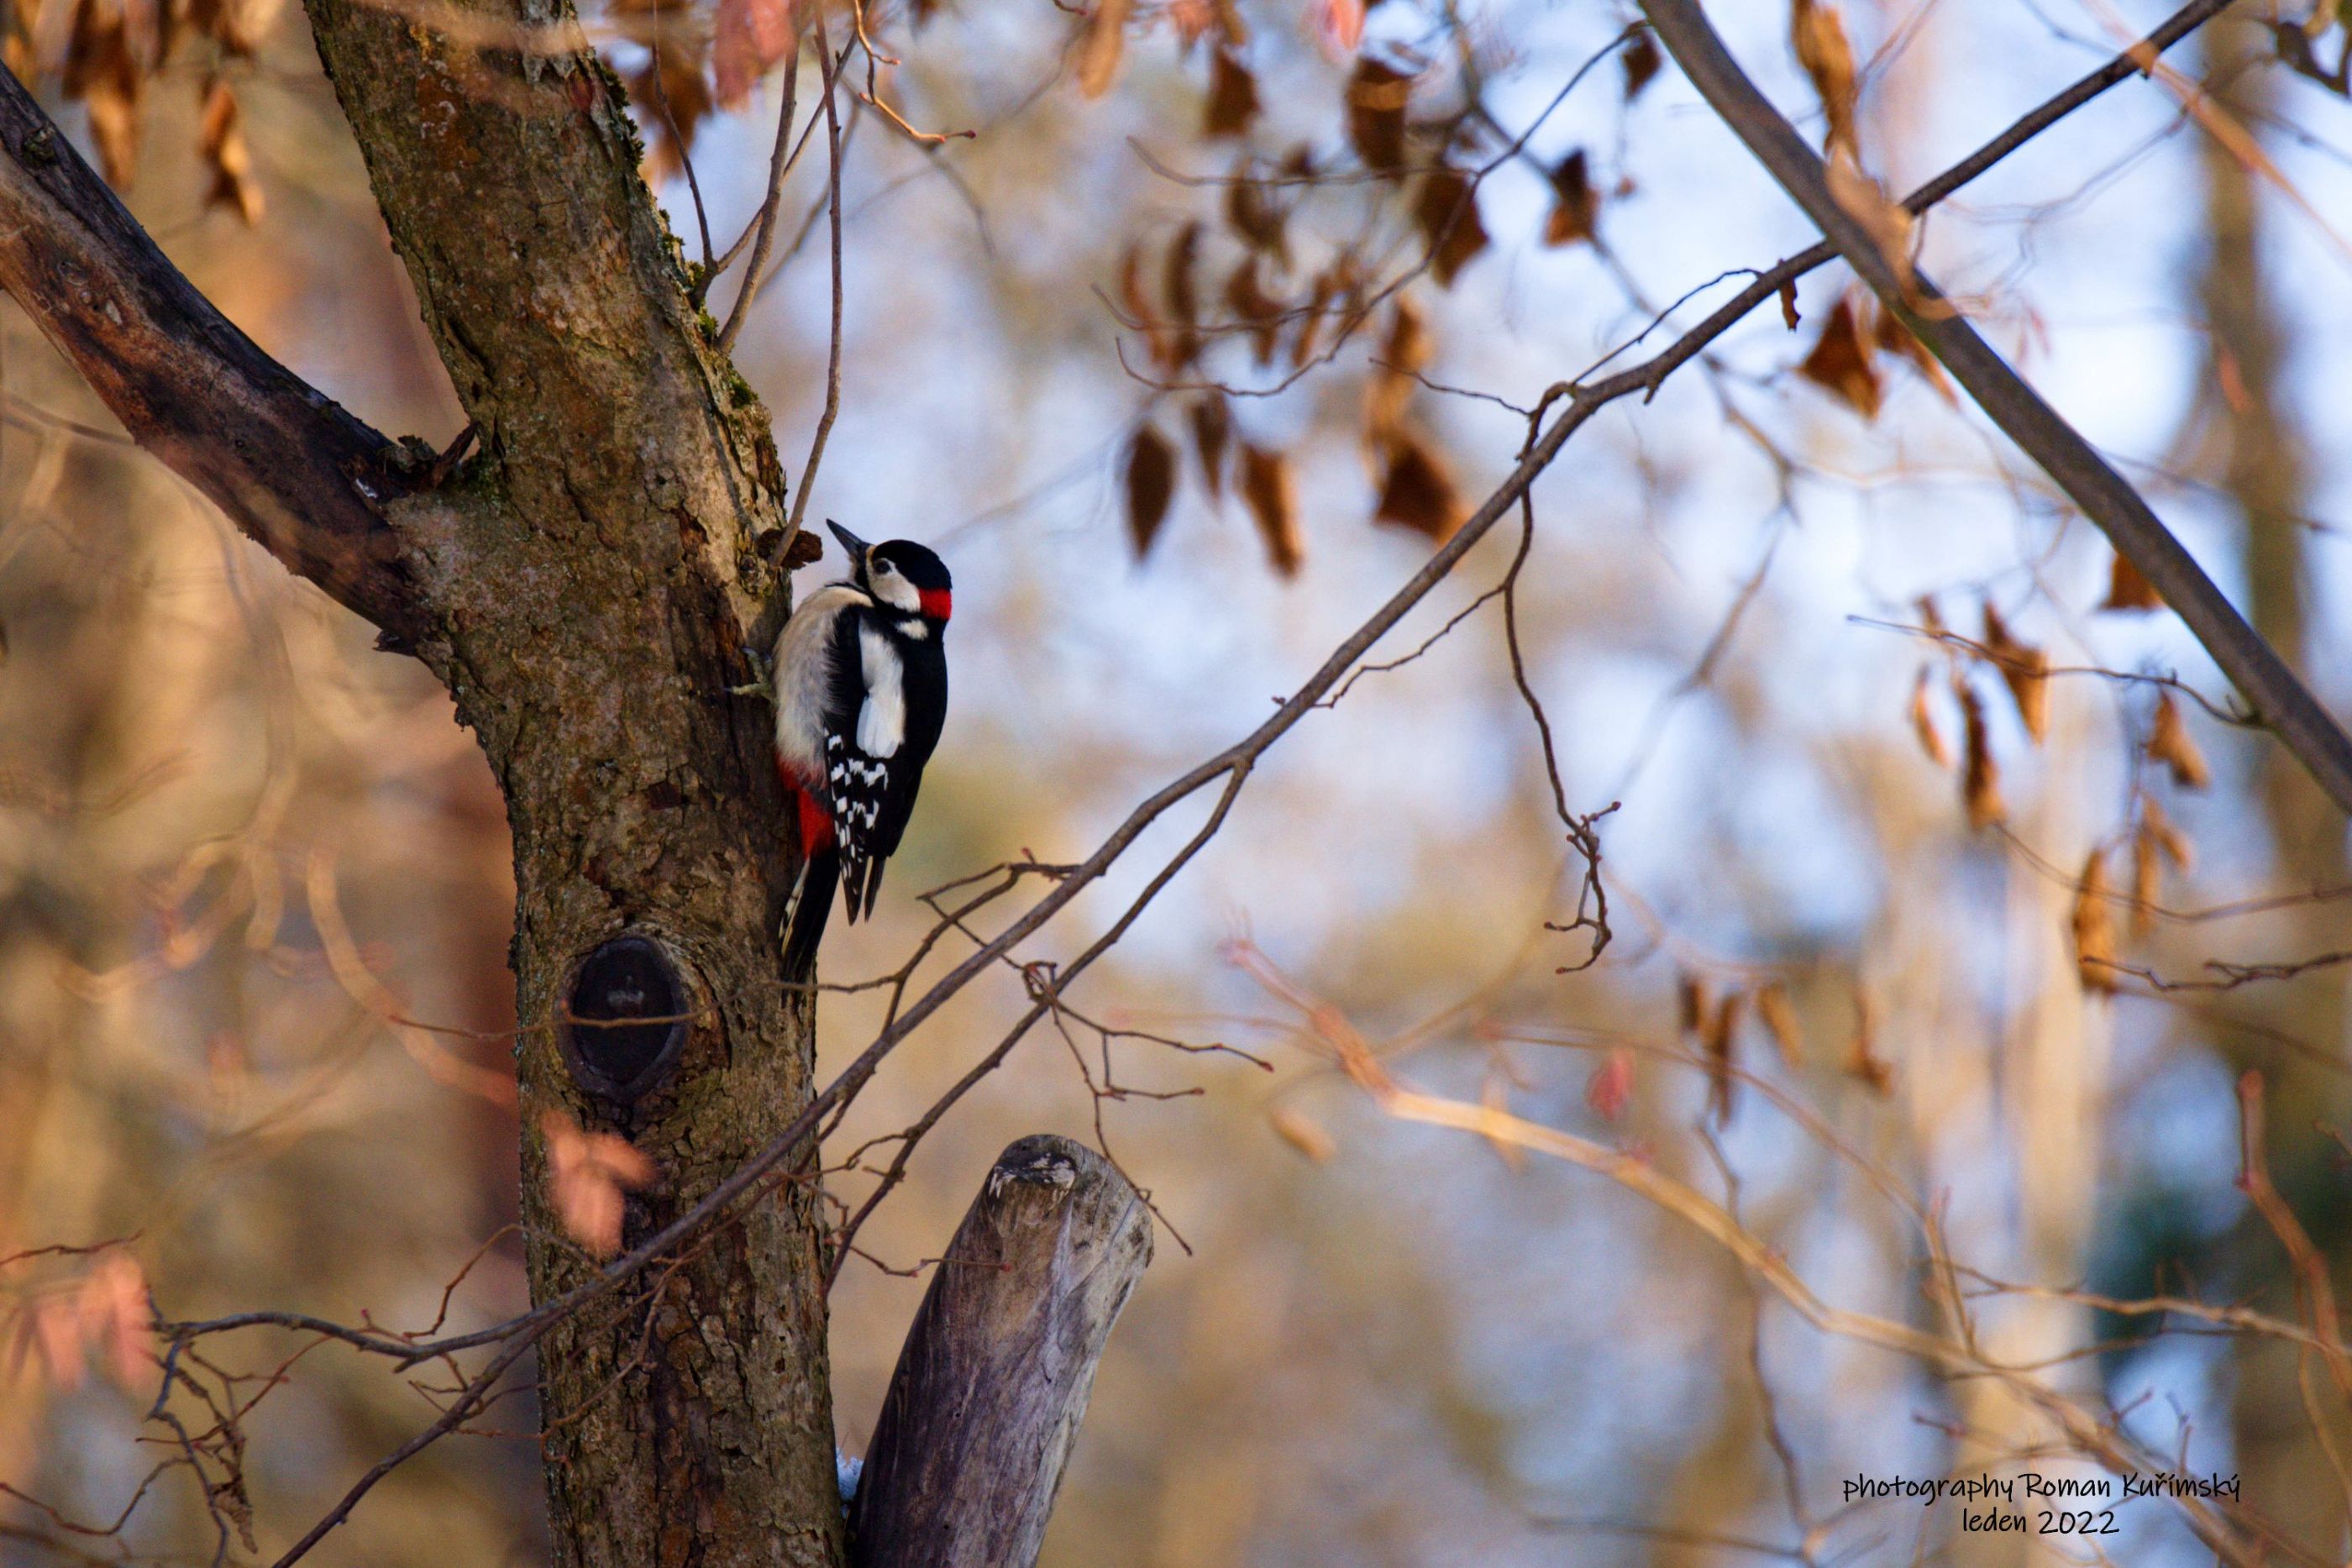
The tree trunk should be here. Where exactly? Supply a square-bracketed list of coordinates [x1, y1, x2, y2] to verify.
[288, 6, 841, 1559]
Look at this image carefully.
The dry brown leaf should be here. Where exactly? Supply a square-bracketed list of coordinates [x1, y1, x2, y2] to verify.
[1189, 393, 1231, 499]
[1797, 295, 1881, 420]
[1270, 1104, 1335, 1162]
[66, 11, 145, 190]
[2071, 847, 2118, 994]
[1621, 28, 1661, 100]
[1362, 296, 1427, 452]
[1225, 173, 1288, 260]
[1163, 219, 1203, 370]
[197, 78, 262, 225]
[1908, 665, 1951, 769]
[1956, 674, 2004, 829]
[1542, 148, 1599, 246]
[1871, 302, 1953, 402]
[543, 1109, 657, 1259]
[1239, 442, 1302, 575]
[1676, 971, 1710, 1036]
[1703, 991, 1743, 1126]
[1346, 57, 1410, 176]
[1077, 0, 1131, 98]
[1121, 242, 1176, 370]
[1204, 46, 1259, 138]
[1222, 256, 1283, 366]
[1290, 265, 1339, 369]
[1319, 0, 1365, 53]
[627, 46, 714, 177]
[2145, 793, 2194, 873]
[713, 0, 794, 106]
[1778, 278, 1800, 329]
[1826, 152, 1916, 296]
[1846, 991, 1893, 1094]
[1374, 434, 1462, 543]
[1124, 424, 1177, 558]
[1756, 983, 1803, 1069]
[1791, 0, 1858, 159]
[1415, 165, 1488, 287]
[2148, 693, 2210, 789]
[1979, 601, 2049, 744]
[2103, 551, 2164, 611]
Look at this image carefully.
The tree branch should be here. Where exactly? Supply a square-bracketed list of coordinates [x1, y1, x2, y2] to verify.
[1636, 0, 2352, 815]
[0, 66, 426, 646]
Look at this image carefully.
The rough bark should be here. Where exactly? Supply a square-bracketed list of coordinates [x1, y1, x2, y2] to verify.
[281, 3, 838, 1560]
[851, 1136, 1154, 1568]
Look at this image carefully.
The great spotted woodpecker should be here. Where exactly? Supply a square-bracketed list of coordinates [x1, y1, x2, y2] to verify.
[773, 521, 952, 980]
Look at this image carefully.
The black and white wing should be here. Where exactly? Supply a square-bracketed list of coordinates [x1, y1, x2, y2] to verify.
[820, 611, 947, 922]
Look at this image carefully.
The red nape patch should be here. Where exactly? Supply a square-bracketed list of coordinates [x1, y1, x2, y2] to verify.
[919, 588, 953, 621]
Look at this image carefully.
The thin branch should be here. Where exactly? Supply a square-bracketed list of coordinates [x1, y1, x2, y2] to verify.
[785, 9, 847, 538]
[717, 28, 805, 350]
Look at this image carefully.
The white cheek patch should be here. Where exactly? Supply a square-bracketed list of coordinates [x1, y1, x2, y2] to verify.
[857, 625, 906, 758]
[870, 570, 921, 613]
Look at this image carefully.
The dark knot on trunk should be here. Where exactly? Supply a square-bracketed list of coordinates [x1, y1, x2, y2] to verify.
[559, 932, 690, 1104]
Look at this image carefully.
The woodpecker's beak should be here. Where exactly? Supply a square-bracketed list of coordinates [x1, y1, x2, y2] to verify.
[827, 520, 871, 569]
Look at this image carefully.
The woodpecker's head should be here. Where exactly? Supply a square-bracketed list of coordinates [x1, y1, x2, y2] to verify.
[829, 521, 952, 625]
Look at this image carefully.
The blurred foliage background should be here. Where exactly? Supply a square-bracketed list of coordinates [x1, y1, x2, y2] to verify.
[8, 0, 2352, 1563]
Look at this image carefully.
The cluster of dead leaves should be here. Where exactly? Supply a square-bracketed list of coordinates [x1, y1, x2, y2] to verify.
[542, 1109, 658, 1259]
[1906, 600, 2047, 831]
[2071, 793, 2196, 994]
[5, 1251, 153, 1392]
[5, 0, 278, 218]
[1795, 291, 1950, 421]
[612, 0, 798, 178]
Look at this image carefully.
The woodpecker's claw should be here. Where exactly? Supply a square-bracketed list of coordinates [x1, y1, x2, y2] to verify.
[727, 650, 773, 700]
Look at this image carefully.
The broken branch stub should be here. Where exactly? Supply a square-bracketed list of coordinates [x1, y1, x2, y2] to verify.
[850, 1135, 1153, 1568]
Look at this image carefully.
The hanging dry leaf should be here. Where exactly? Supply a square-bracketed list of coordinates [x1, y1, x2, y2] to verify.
[1374, 434, 1463, 543]
[1346, 57, 1409, 176]
[1797, 295, 1881, 419]
[1223, 257, 1284, 366]
[1124, 424, 1177, 558]
[1872, 303, 1952, 402]
[1621, 28, 1661, 100]
[1225, 173, 1288, 260]
[1979, 601, 2050, 744]
[1703, 991, 1744, 1126]
[1676, 971, 1710, 1036]
[1791, 0, 1858, 159]
[1205, 46, 1259, 138]
[1956, 674, 2004, 828]
[1239, 443, 1302, 575]
[1415, 165, 1488, 287]
[1270, 1104, 1336, 1162]
[627, 45, 714, 177]
[1290, 265, 1340, 369]
[1908, 665, 1951, 769]
[197, 78, 262, 225]
[1319, 0, 1364, 53]
[1363, 296, 1427, 452]
[2145, 793, 2194, 873]
[1077, 0, 1131, 98]
[1826, 152, 1915, 296]
[543, 1109, 657, 1259]
[713, 0, 794, 106]
[1756, 983, 1803, 1069]
[1542, 148, 1599, 245]
[2103, 551, 2164, 611]
[1163, 220, 1203, 371]
[1585, 1046, 1635, 1122]
[2071, 847, 2118, 994]
[67, 12, 145, 189]
[2148, 693, 2210, 789]
[1846, 992, 1893, 1094]
[1778, 278, 1800, 329]
[1189, 393, 1231, 498]
[1121, 242, 1176, 370]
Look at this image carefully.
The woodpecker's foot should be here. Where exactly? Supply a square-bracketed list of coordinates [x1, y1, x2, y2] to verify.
[727, 649, 773, 700]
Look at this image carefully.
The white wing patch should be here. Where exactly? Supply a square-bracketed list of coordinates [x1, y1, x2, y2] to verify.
[857, 625, 906, 758]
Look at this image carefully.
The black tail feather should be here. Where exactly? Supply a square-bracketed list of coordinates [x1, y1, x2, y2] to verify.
[859, 857, 886, 920]
[782, 848, 841, 983]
